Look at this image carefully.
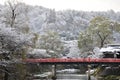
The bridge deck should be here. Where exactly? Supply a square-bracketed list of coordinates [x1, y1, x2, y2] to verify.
[24, 58, 120, 64]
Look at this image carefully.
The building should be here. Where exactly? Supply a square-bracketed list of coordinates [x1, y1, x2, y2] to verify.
[100, 44, 120, 58]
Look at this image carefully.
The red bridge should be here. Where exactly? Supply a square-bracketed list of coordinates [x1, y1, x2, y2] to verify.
[24, 58, 120, 64]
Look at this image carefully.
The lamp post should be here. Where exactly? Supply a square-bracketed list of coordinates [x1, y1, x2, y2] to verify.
[52, 65, 57, 80]
[87, 65, 91, 80]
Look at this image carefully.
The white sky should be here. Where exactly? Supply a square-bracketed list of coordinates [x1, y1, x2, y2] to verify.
[0, 0, 120, 12]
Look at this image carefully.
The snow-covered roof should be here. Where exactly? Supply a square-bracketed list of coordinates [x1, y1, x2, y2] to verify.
[100, 45, 120, 53]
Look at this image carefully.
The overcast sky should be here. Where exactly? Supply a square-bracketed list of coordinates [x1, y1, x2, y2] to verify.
[0, 0, 120, 12]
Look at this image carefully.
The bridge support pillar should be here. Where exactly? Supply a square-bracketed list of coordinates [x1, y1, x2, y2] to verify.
[51, 64, 57, 80]
[87, 65, 91, 80]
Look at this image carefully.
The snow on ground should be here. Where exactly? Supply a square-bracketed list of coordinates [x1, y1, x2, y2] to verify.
[33, 72, 52, 78]
[86, 69, 96, 75]
[57, 69, 80, 73]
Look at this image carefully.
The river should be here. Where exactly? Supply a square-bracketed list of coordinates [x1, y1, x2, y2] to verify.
[34, 73, 96, 80]
[56, 73, 96, 80]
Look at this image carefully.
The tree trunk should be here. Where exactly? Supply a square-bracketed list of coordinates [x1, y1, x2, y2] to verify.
[4, 69, 9, 80]
[4, 72, 9, 80]
[100, 40, 104, 48]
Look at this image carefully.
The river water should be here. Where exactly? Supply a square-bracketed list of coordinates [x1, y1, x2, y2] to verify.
[34, 73, 96, 80]
[56, 73, 96, 80]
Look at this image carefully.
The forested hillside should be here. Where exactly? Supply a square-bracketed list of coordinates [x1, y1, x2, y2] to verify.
[27, 5, 120, 40]
[0, 2, 120, 58]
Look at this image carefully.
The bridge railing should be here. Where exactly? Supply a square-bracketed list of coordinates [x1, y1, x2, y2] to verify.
[24, 58, 120, 63]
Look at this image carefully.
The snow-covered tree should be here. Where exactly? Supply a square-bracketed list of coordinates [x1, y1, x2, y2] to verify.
[78, 30, 94, 53]
[88, 16, 120, 47]
[0, 1, 32, 80]
[64, 40, 81, 58]
[1, 0, 30, 34]
[39, 31, 64, 57]
[0, 25, 31, 80]
[78, 16, 120, 55]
